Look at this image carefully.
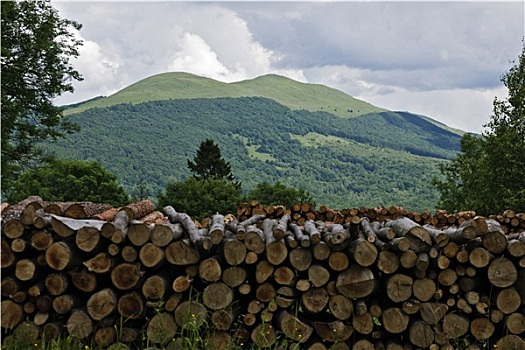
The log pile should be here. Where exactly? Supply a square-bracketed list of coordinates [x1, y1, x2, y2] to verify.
[1, 197, 525, 349]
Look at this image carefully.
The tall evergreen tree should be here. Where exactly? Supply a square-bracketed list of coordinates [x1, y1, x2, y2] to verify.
[1, 0, 83, 192]
[433, 44, 525, 215]
[187, 139, 240, 187]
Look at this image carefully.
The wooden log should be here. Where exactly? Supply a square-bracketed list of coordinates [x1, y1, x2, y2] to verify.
[408, 320, 434, 348]
[381, 307, 409, 334]
[289, 223, 310, 248]
[329, 294, 353, 321]
[336, 265, 375, 299]
[470, 317, 494, 341]
[142, 275, 168, 301]
[150, 223, 184, 247]
[174, 301, 207, 327]
[53, 294, 82, 315]
[256, 283, 277, 303]
[121, 245, 138, 262]
[127, 221, 152, 247]
[211, 308, 238, 331]
[275, 309, 313, 343]
[505, 312, 525, 335]
[205, 331, 233, 350]
[302, 287, 329, 314]
[313, 320, 354, 342]
[86, 288, 118, 321]
[139, 242, 164, 269]
[312, 241, 330, 261]
[1, 277, 20, 298]
[70, 268, 97, 293]
[209, 213, 225, 245]
[1, 238, 16, 269]
[442, 312, 470, 339]
[289, 247, 313, 271]
[63, 202, 113, 219]
[384, 217, 432, 251]
[328, 251, 349, 272]
[222, 237, 247, 266]
[45, 273, 69, 296]
[420, 302, 448, 325]
[274, 265, 296, 286]
[251, 323, 277, 348]
[412, 277, 437, 302]
[488, 257, 517, 287]
[304, 220, 322, 245]
[324, 224, 350, 250]
[111, 263, 143, 290]
[146, 312, 178, 345]
[121, 200, 155, 221]
[376, 251, 400, 274]
[203, 282, 233, 310]
[66, 309, 93, 339]
[307, 264, 330, 288]
[165, 240, 200, 265]
[117, 291, 145, 319]
[352, 312, 374, 335]
[348, 236, 378, 267]
[495, 335, 525, 350]
[14, 258, 37, 282]
[245, 225, 266, 254]
[164, 206, 211, 249]
[273, 214, 290, 240]
[222, 266, 247, 288]
[83, 252, 113, 273]
[263, 220, 288, 265]
[199, 256, 222, 282]
[495, 287, 521, 314]
[386, 274, 413, 303]
[1, 300, 24, 329]
[45, 241, 83, 271]
[29, 230, 54, 251]
[94, 327, 116, 348]
[3, 219, 25, 239]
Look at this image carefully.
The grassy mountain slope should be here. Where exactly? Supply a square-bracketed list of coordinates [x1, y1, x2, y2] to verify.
[64, 72, 386, 118]
[50, 97, 461, 211]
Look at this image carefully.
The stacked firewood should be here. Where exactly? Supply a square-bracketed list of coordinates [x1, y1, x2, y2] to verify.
[1, 197, 524, 349]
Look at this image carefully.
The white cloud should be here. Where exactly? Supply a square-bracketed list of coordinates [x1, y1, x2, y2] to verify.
[51, 1, 522, 134]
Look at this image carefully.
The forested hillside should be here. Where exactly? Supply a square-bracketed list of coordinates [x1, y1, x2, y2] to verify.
[47, 97, 461, 211]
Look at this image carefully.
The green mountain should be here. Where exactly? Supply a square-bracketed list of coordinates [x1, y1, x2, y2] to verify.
[64, 72, 387, 118]
[51, 73, 462, 211]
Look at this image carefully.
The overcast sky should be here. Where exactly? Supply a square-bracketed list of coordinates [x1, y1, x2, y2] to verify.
[53, 1, 524, 133]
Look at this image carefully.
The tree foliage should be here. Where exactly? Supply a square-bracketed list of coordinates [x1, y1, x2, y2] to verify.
[1, 0, 83, 191]
[7, 158, 129, 207]
[433, 44, 525, 215]
[246, 181, 315, 209]
[187, 139, 239, 187]
[157, 177, 243, 221]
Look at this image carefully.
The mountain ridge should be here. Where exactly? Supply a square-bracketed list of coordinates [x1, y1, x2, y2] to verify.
[64, 72, 387, 118]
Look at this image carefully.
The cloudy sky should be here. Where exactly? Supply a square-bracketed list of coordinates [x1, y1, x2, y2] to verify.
[53, 1, 524, 133]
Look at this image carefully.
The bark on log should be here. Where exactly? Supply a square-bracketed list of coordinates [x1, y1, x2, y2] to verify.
[121, 200, 155, 221]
